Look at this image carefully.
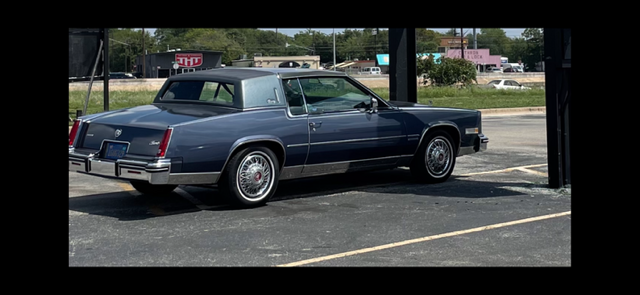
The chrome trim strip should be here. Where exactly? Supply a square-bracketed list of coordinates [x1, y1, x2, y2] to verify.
[414, 122, 462, 155]
[301, 155, 413, 176]
[218, 138, 286, 177]
[310, 134, 405, 146]
[287, 143, 309, 148]
[279, 165, 304, 180]
[166, 172, 220, 185]
[278, 155, 414, 180]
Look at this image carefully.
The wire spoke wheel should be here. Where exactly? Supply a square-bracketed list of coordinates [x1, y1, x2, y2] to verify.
[426, 137, 452, 177]
[237, 152, 273, 198]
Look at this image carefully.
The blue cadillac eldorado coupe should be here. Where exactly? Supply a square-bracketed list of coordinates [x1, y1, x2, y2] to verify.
[69, 68, 488, 208]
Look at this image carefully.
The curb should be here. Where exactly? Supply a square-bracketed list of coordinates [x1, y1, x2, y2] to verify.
[478, 107, 545, 115]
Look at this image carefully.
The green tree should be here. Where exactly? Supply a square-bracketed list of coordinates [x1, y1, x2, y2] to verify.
[426, 56, 477, 86]
[416, 28, 442, 53]
[182, 28, 244, 65]
[505, 37, 528, 67]
[476, 28, 510, 55]
[109, 28, 156, 73]
[521, 28, 544, 71]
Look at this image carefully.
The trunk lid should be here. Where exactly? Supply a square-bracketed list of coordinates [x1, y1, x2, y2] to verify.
[79, 103, 239, 157]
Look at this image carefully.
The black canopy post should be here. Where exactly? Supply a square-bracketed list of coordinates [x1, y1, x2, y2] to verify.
[388, 28, 417, 103]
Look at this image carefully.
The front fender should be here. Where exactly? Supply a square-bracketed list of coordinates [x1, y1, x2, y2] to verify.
[416, 121, 462, 153]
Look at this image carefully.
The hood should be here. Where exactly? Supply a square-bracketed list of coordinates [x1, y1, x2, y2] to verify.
[387, 101, 429, 108]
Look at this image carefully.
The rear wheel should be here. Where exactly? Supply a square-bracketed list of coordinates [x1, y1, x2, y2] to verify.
[410, 130, 456, 183]
[129, 181, 177, 195]
[219, 146, 279, 208]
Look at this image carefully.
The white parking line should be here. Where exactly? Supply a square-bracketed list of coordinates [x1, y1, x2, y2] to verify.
[459, 164, 548, 176]
[276, 210, 571, 267]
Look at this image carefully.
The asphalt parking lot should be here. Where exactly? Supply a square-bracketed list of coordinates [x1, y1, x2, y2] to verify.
[69, 111, 571, 266]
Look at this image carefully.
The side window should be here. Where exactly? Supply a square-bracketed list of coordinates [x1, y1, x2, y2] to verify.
[298, 77, 373, 113]
[282, 78, 307, 116]
[198, 81, 234, 105]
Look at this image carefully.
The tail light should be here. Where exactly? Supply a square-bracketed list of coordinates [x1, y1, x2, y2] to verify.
[156, 128, 173, 157]
[69, 120, 81, 147]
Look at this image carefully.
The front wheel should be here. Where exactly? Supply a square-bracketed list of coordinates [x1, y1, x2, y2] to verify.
[410, 130, 456, 183]
[129, 181, 178, 195]
[219, 146, 280, 208]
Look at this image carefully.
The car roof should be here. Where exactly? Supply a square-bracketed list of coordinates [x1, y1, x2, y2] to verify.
[168, 67, 347, 82]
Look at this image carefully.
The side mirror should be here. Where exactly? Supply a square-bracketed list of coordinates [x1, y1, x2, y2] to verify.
[369, 97, 378, 113]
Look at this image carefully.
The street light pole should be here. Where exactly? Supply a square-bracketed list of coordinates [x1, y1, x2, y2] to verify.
[333, 28, 336, 71]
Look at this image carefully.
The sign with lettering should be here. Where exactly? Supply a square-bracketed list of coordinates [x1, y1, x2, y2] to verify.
[175, 53, 203, 67]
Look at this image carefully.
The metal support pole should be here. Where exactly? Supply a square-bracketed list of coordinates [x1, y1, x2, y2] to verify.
[388, 28, 417, 102]
[333, 28, 336, 71]
[103, 28, 109, 112]
[83, 39, 103, 116]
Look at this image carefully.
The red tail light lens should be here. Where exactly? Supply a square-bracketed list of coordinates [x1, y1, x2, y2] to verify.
[156, 128, 173, 157]
[69, 120, 81, 147]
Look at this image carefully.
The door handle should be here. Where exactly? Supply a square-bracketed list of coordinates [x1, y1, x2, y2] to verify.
[309, 121, 322, 131]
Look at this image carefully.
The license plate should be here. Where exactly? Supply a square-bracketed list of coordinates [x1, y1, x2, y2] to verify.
[103, 142, 129, 160]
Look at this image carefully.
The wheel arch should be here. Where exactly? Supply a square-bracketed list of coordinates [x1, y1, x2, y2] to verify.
[220, 135, 286, 175]
[414, 122, 461, 155]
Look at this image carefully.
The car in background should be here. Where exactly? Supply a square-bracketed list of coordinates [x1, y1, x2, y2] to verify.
[109, 72, 136, 79]
[359, 67, 381, 74]
[503, 67, 518, 73]
[69, 68, 488, 208]
[486, 67, 502, 73]
[487, 79, 531, 90]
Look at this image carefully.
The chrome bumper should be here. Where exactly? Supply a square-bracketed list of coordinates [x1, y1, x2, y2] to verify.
[69, 148, 171, 184]
[458, 134, 489, 156]
[479, 134, 488, 152]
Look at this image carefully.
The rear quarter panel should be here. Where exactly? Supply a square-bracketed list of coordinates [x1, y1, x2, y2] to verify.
[166, 108, 309, 173]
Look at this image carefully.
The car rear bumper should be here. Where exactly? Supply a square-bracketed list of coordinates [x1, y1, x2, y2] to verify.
[69, 148, 172, 184]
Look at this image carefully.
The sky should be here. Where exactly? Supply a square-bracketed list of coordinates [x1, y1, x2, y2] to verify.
[258, 28, 526, 38]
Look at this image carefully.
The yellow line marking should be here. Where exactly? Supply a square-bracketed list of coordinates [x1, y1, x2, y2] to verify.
[459, 164, 547, 176]
[515, 167, 548, 177]
[117, 182, 135, 191]
[276, 211, 571, 267]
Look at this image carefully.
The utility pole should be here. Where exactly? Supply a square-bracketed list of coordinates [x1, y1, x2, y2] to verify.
[473, 28, 477, 49]
[333, 28, 336, 71]
[461, 28, 465, 59]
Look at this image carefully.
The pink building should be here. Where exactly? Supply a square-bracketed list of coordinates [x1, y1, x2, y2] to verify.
[446, 49, 502, 71]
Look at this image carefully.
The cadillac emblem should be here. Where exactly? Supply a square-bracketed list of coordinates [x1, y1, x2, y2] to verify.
[115, 129, 122, 138]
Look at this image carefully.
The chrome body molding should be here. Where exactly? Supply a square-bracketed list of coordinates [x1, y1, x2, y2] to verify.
[69, 148, 219, 185]
[287, 134, 410, 148]
[279, 155, 413, 180]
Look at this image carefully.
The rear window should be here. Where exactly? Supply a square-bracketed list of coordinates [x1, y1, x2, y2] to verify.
[488, 80, 501, 85]
[159, 81, 236, 107]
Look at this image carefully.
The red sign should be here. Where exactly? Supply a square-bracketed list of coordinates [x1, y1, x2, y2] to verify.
[175, 53, 203, 67]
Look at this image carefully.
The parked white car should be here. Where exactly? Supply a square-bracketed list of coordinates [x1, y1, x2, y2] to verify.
[487, 79, 531, 90]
